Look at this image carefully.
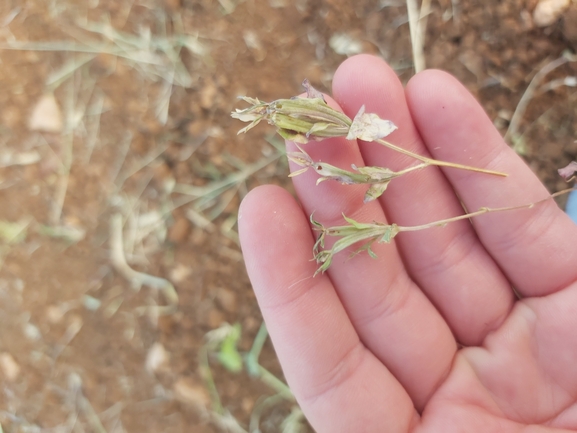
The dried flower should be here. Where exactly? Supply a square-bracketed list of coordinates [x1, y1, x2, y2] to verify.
[558, 161, 577, 182]
[231, 82, 352, 144]
[347, 105, 398, 141]
[311, 214, 399, 275]
[230, 79, 512, 275]
[288, 144, 426, 202]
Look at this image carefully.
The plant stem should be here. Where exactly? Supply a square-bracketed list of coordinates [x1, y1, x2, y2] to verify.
[376, 138, 508, 177]
[399, 187, 574, 232]
[313, 187, 575, 273]
[245, 322, 295, 400]
[245, 322, 268, 377]
[395, 162, 430, 176]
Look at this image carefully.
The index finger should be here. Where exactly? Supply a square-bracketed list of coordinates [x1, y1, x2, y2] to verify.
[239, 185, 417, 432]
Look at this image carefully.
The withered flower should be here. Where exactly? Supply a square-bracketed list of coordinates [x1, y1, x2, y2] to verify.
[288, 144, 409, 202]
[232, 79, 357, 144]
[232, 79, 402, 145]
[558, 161, 577, 182]
[231, 95, 352, 144]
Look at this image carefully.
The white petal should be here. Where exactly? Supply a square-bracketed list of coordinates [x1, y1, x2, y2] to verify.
[347, 105, 397, 141]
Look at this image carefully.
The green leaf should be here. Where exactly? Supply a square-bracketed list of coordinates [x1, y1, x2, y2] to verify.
[341, 214, 373, 229]
[217, 323, 243, 373]
[380, 224, 399, 243]
[307, 122, 331, 135]
[354, 165, 394, 180]
[0, 220, 28, 244]
[366, 244, 378, 259]
[364, 182, 390, 203]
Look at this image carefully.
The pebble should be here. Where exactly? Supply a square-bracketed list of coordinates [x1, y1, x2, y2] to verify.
[46, 305, 66, 323]
[169, 263, 193, 284]
[215, 288, 238, 313]
[23, 322, 41, 341]
[206, 308, 226, 328]
[533, 0, 570, 27]
[0, 352, 20, 381]
[241, 397, 254, 414]
[145, 342, 170, 374]
[28, 93, 63, 133]
[168, 216, 191, 243]
[173, 377, 210, 409]
[199, 79, 218, 110]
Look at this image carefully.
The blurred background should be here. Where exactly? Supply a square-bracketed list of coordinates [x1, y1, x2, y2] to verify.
[0, 0, 575, 432]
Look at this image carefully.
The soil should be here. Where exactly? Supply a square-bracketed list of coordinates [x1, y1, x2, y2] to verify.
[0, 0, 575, 432]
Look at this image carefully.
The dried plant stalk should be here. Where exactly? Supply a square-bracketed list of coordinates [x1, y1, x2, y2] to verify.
[230, 79, 539, 274]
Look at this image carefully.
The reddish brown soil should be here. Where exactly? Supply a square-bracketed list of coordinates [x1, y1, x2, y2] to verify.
[0, 1, 575, 432]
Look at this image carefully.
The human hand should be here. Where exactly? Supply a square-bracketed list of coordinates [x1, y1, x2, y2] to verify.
[239, 54, 577, 432]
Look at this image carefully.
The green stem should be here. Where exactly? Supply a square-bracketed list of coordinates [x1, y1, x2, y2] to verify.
[198, 345, 224, 414]
[394, 162, 430, 176]
[315, 187, 575, 272]
[376, 138, 507, 177]
[245, 322, 268, 377]
[244, 322, 294, 401]
[398, 187, 574, 233]
[257, 366, 295, 401]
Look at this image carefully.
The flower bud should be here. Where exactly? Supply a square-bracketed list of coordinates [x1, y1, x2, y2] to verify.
[232, 95, 352, 144]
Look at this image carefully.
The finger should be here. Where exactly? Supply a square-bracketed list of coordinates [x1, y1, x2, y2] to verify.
[287, 97, 456, 409]
[405, 69, 577, 296]
[239, 185, 417, 432]
[332, 54, 515, 345]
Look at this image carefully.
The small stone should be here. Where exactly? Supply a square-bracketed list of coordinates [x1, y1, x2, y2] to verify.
[28, 93, 63, 133]
[168, 216, 191, 243]
[199, 80, 218, 110]
[533, 0, 570, 27]
[0, 353, 20, 381]
[243, 316, 260, 334]
[46, 305, 65, 323]
[23, 322, 41, 341]
[173, 377, 210, 409]
[329, 32, 363, 56]
[206, 308, 226, 328]
[241, 397, 254, 414]
[83, 295, 101, 311]
[215, 288, 238, 313]
[145, 342, 170, 374]
[169, 263, 193, 284]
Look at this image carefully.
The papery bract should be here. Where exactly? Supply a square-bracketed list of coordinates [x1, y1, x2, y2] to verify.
[347, 105, 398, 141]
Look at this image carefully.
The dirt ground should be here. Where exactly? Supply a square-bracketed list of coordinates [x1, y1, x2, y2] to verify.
[0, 0, 575, 432]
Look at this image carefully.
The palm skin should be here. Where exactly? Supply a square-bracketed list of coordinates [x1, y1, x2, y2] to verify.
[238, 55, 577, 432]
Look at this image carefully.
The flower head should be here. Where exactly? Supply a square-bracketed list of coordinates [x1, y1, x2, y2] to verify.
[231, 80, 352, 144]
[310, 214, 400, 275]
[287, 144, 397, 202]
[558, 161, 577, 182]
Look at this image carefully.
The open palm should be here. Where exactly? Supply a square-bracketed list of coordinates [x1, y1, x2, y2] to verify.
[239, 55, 577, 432]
